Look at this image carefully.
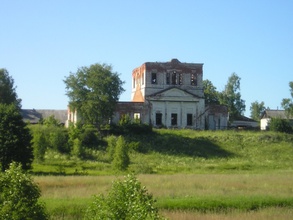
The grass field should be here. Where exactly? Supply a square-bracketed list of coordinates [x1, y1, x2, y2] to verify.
[32, 130, 293, 219]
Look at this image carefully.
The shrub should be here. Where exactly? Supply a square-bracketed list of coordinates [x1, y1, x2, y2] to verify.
[269, 118, 293, 133]
[105, 135, 117, 160]
[0, 162, 48, 219]
[112, 136, 130, 171]
[84, 174, 164, 220]
[32, 127, 47, 162]
[71, 138, 84, 158]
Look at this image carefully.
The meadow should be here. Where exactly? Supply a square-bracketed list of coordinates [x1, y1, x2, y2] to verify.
[32, 130, 293, 219]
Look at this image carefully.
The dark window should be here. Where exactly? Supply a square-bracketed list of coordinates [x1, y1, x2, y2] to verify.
[191, 73, 197, 86]
[172, 71, 177, 85]
[171, 113, 177, 126]
[156, 113, 162, 125]
[133, 77, 135, 88]
[152, 73, 157, 84]
[179, 73, 183, 85]
[166, 72, 170, 84]
[187, 114, 193, 126]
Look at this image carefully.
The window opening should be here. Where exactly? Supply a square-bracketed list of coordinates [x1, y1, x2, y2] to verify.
[172, 71, 177, 85]
[187, 114, 193, 126]
[166, 72, 170, 84]
[171, 113, 177, 126]
[156, 113, 162, 125]
[179, 73, 183, 85]
[133, 77, 135, 88]
[151, 73, 157, 84]
[191, 73, 197, 86]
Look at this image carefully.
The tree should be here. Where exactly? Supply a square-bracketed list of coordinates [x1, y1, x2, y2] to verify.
[112, 136, 130, 171]
[203, 79, 220, 106]
[84, 174, 163, 220]
[0, 68, 21, 108]
[0, 162, 48, 219]
[219, 73, 246, 122]
[281, 81, 293, 118]
[250, 101, 265, 121]
[0, 104, 33, 171]
[64, 63, 125, 128]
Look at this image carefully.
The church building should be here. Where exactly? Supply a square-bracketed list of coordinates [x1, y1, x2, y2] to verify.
[68, 59, 228, 130]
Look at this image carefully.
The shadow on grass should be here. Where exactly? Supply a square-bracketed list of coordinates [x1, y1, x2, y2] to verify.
[126, 132, 234, 158]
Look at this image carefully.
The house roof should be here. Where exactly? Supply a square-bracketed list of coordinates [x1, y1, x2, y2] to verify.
[261, 109, 291, 119]
[21, 109, 67, 124]
[206, 104, 228, 116]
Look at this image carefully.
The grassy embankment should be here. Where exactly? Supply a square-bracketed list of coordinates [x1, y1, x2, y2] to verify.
[33, 130, 293, 219]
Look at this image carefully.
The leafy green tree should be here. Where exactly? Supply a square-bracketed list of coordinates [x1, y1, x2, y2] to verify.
[0, 162, 48, 219]
[64, 63, 125, 128]
[84, 174, 163, 220]
[281, 81, 293, 118]
[250, 101, 265, 121]
[219, 73, 246, 122]
[203, 79, 220, 106]
[112, 136, 130, 171]
[0, 104, 33, 171]
[0, 68, 21, 108]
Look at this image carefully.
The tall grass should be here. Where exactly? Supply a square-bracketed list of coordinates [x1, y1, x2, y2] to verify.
[32, 130, 293, 219]
[35, 172, 293, 219]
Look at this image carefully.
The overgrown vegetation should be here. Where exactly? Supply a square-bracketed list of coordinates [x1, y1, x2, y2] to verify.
[0, 162, 48, 219]
[84, 174, 163, 220]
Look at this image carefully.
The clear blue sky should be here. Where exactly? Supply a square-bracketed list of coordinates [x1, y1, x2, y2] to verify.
[1, 0, 293, 116]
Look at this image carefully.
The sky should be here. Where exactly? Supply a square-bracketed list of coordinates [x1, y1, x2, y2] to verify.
[1, 0, 293, 117]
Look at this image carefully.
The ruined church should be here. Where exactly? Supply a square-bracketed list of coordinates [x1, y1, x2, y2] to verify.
[111, 59, 228, 130]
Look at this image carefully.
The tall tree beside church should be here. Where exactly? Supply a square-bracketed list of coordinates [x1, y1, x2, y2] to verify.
[203, 79, 220, 106]
[0, 68, 21, 108]
[281, 81, 293, 118]
[64, 63, 125, 128]
[219, 73, 246, 122]
[250, 101, 265, 121]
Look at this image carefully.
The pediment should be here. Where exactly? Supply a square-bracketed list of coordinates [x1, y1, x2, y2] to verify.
[148, 87, 201, 102]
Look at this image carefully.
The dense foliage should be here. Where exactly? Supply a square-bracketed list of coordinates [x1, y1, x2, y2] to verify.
[203, 79, 220, 106]
[219, 73, 246, 122]
[84, 174, 163, 220]
[0, 162, 48, 220]
[112, 136, 130, 171]
[64, 63, 125, 128]
[269, 118, 293, 133]
[250, 101, 266, 121]
[0, 68, 21, 108]
[0, 104, 33, 171]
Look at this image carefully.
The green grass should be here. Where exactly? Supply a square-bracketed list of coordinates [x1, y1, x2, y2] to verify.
[31, 130, 293, 219]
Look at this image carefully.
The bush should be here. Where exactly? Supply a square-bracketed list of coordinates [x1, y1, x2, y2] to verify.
[84, 174, 164, 220]
[106, 135, 117, 160]
[269, 118, 293, 133]
[112, 136, 130, 171]
[0, 162, 48, 219]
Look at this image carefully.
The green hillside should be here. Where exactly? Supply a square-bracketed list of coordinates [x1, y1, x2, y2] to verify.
[32, 130, 293, 175]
